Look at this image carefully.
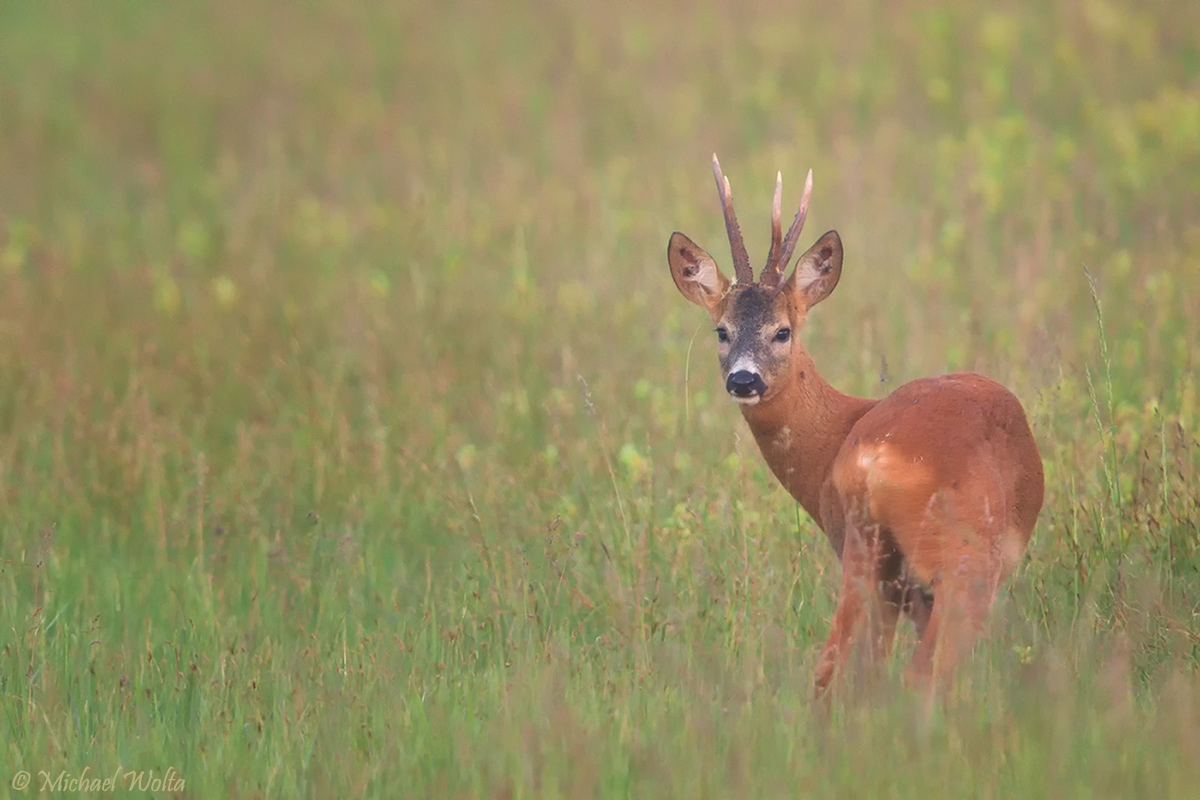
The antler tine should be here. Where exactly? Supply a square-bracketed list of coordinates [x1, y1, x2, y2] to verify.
[774, 168, 814, 278]
[711, 153, 753, 284]
[761, 171, 784, 286]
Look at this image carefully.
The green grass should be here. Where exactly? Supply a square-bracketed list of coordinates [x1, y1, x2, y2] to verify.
[2, 0, 1199, 796]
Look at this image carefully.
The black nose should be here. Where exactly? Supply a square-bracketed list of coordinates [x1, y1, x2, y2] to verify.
[726, 370, 766, 398]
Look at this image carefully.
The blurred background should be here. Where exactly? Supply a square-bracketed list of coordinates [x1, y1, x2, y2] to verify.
[2, 0, 1199, 794]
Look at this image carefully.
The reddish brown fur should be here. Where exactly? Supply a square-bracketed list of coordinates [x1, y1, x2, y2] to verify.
[668, 161, 1044, 698]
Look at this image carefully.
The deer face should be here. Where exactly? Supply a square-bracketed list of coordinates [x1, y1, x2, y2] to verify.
[713, 283, 798, 404]
[668, 229, 843, 405]
[667, 156, 842, 405]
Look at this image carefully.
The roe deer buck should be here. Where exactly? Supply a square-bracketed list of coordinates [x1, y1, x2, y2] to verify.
[667, 155, 1044, 696]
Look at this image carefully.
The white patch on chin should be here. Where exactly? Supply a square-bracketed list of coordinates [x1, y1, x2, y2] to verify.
[731, 394, 761, 406]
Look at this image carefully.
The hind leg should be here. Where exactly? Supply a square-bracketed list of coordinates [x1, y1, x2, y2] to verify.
[814, 520, 906, 698]
[905, 544, 1006, 691]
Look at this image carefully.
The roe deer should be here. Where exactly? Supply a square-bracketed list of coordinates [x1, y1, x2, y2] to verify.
[667, 155, 1044, 696]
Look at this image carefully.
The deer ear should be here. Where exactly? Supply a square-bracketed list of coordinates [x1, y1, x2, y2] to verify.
[668, 232, 730, 314]
[787, 230, 842, 309]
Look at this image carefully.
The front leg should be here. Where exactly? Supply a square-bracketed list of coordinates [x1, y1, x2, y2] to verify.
[898, 576, 934, 639]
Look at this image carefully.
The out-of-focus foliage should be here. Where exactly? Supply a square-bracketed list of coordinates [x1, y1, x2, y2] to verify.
[1, 1, 1198, 796]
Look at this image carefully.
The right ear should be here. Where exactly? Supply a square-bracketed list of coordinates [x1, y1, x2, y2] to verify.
[786, 230, 843, 309]
[667, 232, 730, 315]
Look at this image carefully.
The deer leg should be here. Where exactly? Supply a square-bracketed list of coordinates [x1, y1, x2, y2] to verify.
[814, 520, 895, 698]
[875, 542, 911, 660]
[900, 578, 934, 639]
[906, 543, 1003, 692]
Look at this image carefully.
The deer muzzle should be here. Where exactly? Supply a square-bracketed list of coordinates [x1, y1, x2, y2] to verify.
[726, 370, 767, 400]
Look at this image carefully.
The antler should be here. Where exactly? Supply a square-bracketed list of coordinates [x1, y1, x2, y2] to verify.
[763, 171, 783, 284]
[711, 154, 753, 284]
[762, 168, 814, 287]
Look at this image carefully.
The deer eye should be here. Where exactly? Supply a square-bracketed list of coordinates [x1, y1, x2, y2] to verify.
[774, 328, 791, 343]
[715, 327, 729, 343]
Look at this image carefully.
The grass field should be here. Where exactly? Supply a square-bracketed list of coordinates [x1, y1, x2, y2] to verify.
[2, 0, 1200, 796]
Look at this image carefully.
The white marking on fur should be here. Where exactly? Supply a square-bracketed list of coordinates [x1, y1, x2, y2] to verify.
[728, 357, 760, 377]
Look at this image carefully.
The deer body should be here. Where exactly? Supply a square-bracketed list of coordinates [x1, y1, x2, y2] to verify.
[668, 156, 1044, 695]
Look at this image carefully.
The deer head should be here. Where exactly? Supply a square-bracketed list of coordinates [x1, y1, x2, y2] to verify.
[668, 154, 843, 406]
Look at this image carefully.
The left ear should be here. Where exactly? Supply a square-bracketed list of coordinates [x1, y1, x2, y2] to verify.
[786, 230, 843, 309]
[667, 231, 730, 315]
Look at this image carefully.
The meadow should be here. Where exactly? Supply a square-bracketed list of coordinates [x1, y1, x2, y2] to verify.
[2, 0, 1199, 796]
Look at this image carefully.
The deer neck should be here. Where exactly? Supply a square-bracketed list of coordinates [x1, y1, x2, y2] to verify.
[738, 348, 874, 525]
